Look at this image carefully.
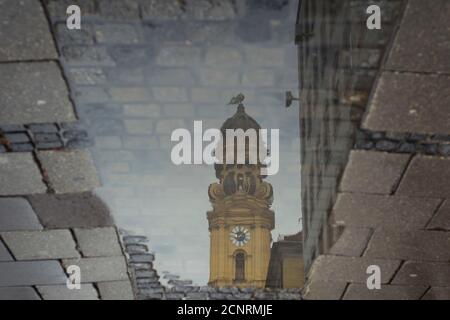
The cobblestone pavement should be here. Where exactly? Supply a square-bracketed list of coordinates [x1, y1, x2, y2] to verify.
[122, 232, 301, 300]
[298, 0, 450, 300]
[42, 0, 302, 285]
[0, 0, 134, 300]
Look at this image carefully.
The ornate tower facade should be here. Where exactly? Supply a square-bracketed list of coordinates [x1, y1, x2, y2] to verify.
[207, 103, 275, 288]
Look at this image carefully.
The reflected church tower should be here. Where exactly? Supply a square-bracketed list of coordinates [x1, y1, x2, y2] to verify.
[207, 101, 275, 288]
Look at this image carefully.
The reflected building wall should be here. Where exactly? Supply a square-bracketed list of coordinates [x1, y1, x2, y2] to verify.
[296, 0, 405, 271]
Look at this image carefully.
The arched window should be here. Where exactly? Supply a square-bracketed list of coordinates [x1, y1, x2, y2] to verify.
[235, 252, 245, 281]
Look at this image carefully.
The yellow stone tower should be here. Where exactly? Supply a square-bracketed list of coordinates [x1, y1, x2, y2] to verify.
[207, 102, 275, 288]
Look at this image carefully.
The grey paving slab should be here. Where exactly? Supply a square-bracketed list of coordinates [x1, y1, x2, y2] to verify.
[0, 62, 76, 125]
[343, 284, 427, 300]
[422, 287, 450, 300]
[427, 200, 450, 231]
[37, 284, 99, 300]
[0, 240, 12, 261]
[27, 192, 114, 229]
[0, 0, 57, 61]
[386, 0, 450, 73]
[74, 227, 123, 257]
[0, 287, 41, 300]
[38, 150, 100, 194]
[363, 72, 450, 135]
[339, 150, 410, 194]
[396, 155, 450, 198]
[308, 255, 401, 284]
[302, 281, 347, 300]
[329, 227, 372, 257]
[1, 230, 80, 260]
[0, 261, 67, 286]
[0, 153, 47, 196]
[97, 281, 134, 300]
[0, 197, 43, 231]
[364, 228, 450, 262]
[62, 256, 129, 283]
[392, 261, 450, 287]
[332, 193, 441, 229]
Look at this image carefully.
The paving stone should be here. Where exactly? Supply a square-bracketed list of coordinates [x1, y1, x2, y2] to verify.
[0, 261, 67, 286]
[124, 119, 154, 134]
[62, 46, 115, 67]
[427, 200, 450, 231]
[148, 68, 196, 86]
[363, 72, 450, 135]
[68, 68, 107, 85]
[237, 16, 272, 43]
[0, 197, 43, 231]
[9, 143, 34, 152]
[152, 87, 188, 102]
[155, 119, 186, 134]
[4, 133, 30, 143]
[364, 228, 450, 262]
[0, 0, 57, 61]
[0, 62, 76, 125]
[123, 104, 161, 118]
[55, 23, 94, 45]
[185, 0, 237, 20]
[97, 281, 134, 300]
[38, 150, 100, 194]
[62, 256, 129, 283]
[422, 287, 450, 300]
[165, 292, 185, 300]
[123, 136, 159, 150]
[109, 47, 151, 67]
[329, 227, 372, 257]
[396, 155, 450, 198]
[28, 124, 59, 134]
[37, 284, 98, 300]
[205, 46, 242, 66]
[95, 136, 123, 149]
[392, 261, 450, 287]
[164, 104, 195, 117]
[307, 255, 401, 284]
[0, 153, 47, 195]
[242, 69, 276, 87]
[141, 0, 184, 20]
[244, 47, 285, 67]
[46, 0, 97, 18]
[27, 192, 114, 229]
[386, 0, 450, 73]
[332, 193, 441, 229]
[129, 253, 155, 263]
[343, 284, 427, 300]
[155, 47, 202, 66]
[94, 24, 141, 44]
[34, 133, 60, 143]
[0, 287, 40, 300]
[98, 0, 140, 20]
[1, 230, 80, 260]
[339, 150, 410, 194]
[0, 240, 12, 261]
[75, 87, 109, 104]
[109, 87, 151, 103]
[74, 227, 122, 257]
[198, 68, 240, 86]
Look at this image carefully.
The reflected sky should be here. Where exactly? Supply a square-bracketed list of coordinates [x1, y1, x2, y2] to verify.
[64, 0, 301, 285]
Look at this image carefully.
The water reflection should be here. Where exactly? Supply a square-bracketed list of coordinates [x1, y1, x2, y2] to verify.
[65, 0, 300, 285]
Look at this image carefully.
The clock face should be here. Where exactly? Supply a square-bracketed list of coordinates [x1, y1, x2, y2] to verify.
[229, 226, 250, 247]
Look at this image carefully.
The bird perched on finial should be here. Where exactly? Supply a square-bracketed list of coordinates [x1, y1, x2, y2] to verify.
[227, 93, 245, 105]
